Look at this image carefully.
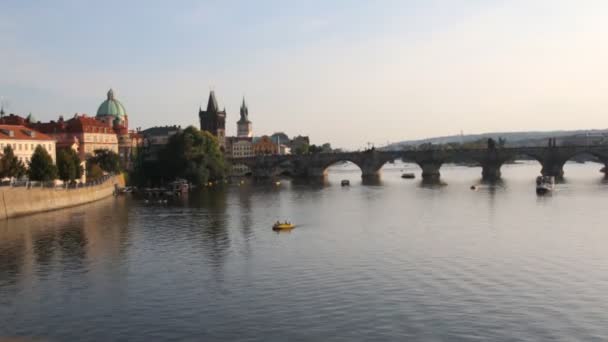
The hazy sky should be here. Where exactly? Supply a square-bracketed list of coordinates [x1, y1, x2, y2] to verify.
[1, 0, 608, 149]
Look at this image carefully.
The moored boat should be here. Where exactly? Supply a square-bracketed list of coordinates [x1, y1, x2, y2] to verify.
[536, 176, 555, 195]
[341, 180, 350, 186]
[401, 173, 415, 179]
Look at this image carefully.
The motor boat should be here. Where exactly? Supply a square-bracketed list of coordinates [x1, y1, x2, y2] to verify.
[536, 176, 555, 195]
[273, 221, 295, 230]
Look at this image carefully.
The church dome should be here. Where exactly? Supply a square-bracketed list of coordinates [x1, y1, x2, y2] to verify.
[96, 89, 127, 119]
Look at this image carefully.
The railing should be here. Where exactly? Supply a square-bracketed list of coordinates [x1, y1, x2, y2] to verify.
[1, 174, 116, 190]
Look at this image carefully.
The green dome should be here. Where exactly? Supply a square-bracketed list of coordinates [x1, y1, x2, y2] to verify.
[96, 89, 127, 119]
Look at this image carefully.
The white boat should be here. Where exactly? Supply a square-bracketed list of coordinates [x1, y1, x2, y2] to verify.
[536, 176, 555, 195]
[169, 179, 189, 194]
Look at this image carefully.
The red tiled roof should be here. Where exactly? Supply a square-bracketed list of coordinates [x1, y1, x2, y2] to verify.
[0, 125, 55, 141]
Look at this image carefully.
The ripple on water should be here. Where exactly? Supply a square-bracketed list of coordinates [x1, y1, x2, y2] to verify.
[0, 163, 608, 341]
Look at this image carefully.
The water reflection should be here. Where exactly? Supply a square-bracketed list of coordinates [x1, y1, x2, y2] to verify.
[2, 163, 608, 341]
[418, 178, 447, 188]
[0, 197, 130, 288]
[361, 177, 383, 186]
[189, 190, 230, 271]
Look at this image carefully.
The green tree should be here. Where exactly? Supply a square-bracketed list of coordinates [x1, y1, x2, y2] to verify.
[294, 144, 310, 155]
[28, 145, 58, 181]
[87, 163, 104, 182]
[88, 149, 121, 173]
[0, 145, 26, 179]
[57, 149, 83, 182]
[158, 126, 226, 186]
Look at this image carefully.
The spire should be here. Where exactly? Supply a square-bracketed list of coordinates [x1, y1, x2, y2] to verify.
[240, 96, 249, 120]
[107, 89, 115, 100]
[206, 91, 219, 113]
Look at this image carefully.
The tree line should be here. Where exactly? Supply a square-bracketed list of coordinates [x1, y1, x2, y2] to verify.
[0, 144, 121, 183]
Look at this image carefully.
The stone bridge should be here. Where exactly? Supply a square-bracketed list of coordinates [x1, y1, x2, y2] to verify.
[230, 145, 608, 181]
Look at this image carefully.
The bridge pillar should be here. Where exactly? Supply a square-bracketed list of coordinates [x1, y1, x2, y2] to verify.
[540, 159, 566, 178]
[418, 162, 442, 181]
[360, 166, 382, 181]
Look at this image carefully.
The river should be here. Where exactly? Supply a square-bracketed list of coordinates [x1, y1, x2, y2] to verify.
[1, 161, 608, 341]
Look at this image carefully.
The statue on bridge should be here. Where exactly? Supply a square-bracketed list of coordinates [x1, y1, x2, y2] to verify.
[487, 138, 496, 150]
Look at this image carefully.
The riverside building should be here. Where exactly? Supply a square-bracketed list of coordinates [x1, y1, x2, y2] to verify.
[0, 124, 56, 165]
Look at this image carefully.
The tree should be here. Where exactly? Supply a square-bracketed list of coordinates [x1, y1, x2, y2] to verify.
[158, 126, 226, 186]
[28, 145, 58, 181]
[88, 149, 120, 173]
[293, 143, 310, 155]
[0, 145, 26, 179]
[87, 163, 104, 182]
[57, 149, 83, 182]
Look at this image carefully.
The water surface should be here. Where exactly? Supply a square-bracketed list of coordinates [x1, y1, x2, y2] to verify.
[1, 162, 608, 341]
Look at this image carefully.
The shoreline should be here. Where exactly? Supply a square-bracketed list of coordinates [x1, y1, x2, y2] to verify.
[0, 175, 124, 220]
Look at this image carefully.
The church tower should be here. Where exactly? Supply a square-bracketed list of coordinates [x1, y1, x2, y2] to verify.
[199, 91, 226, 148]
[237, 97, 252, 138]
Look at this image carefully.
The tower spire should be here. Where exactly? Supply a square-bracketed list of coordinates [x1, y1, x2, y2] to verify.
[206, 90, 219, 112]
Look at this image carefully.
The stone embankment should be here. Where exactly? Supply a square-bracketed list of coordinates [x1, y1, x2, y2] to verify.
[0, 174, 125, 219]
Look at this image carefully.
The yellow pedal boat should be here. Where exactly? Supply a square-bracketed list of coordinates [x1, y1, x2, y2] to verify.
[273, 222, 295, 230]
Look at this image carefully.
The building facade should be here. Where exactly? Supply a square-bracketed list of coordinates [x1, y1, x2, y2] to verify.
[270, 132, 290, 146]
[253, 135, 278, 156]
[141, 126, 182, 161]
[0, 125, 56, 165]
[199, 91, 226, 149]
[226, 136, 254, 176]
[31, 114, 119, 161]
[1, 89, 141, 170]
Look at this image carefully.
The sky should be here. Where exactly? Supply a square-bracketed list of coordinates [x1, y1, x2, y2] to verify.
[1, 0, 608, 149]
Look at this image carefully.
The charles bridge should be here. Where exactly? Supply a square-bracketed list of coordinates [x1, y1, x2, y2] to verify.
[230, 144, 608, 181]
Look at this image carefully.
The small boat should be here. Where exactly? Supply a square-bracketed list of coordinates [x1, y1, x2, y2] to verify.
[169, 179, 189, 194]
[536, 176, 555, 195]
[401, 173, 415, 179]
[341, 180, 350, 186]
[275, 181, 281, 186]
[273, 221, 295, 230]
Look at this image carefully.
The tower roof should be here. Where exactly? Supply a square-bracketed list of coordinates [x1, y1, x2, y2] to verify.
[239, 96, 250, 123]
[206, 91, 219, 113]
[96, 88, 127, 119]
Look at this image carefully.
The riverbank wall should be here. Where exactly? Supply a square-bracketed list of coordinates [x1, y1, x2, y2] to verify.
[0, 174, 125, 219]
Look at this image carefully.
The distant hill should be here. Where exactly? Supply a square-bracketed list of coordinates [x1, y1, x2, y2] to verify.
[385, 128, 608, 149]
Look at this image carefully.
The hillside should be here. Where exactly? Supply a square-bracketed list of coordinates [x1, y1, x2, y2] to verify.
[385, 128, 608, 149]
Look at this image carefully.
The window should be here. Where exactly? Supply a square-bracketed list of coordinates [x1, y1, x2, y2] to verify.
[31, 144, 34, 150]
